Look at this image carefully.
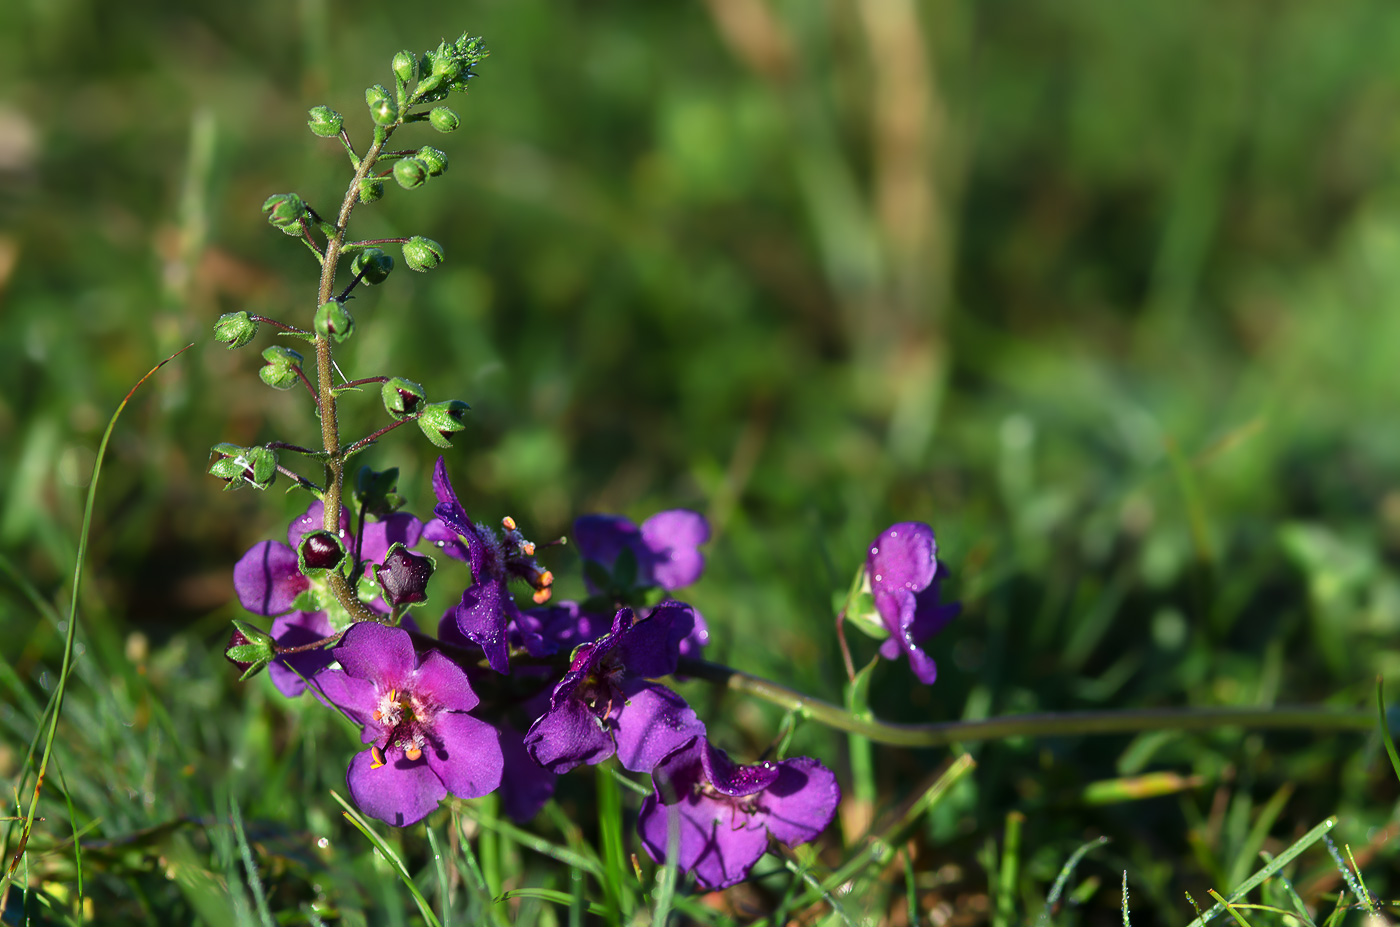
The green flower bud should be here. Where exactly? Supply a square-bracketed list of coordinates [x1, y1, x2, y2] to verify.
[358, 178, 384, 204]
[381, 376, 427, 420]
[365, 84, 398, 126]
[430, 40, 463, 82]
[225, 620, 276, 680]
[428, 106, 460, 133]
[213, 311, 258, 349]
[307, 105, 343, 138]
[314, 300, 355, 343]
[416, 146, 448, 177]
[298, 529, 346, 575]
[393, 157, 428, 189]
[391, 50, 417, 84]
[262, 192, 309, 236]
[402, 235, 444, 272]
[416, 400, 471, 448]
[258, 345, 304, 390]
[350, 248, 394, 285]
[208, 443, 278, 491]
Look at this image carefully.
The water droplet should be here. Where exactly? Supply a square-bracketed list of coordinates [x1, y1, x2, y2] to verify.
[317, 837, 329, 849]
[874, 574, 882, 582]
[870, 547, 879, 556]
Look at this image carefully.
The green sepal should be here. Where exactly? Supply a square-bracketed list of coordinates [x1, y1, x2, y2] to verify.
[258, 345, 305, 390]
[429, 106, 460, 133]
[350, 248, 394, 285]
[214, 311, 258, 349]
[381, 376, 427, 419]
[581, 559, 614, 596]
[416, 146, 448, 177]
[314, 300, 355, 343]
[841, 566, 889, 642]
[358, 178, 384, 204]
[208, 443, 277, 491]
[226, 620, 276, 681]
[416, 399, 471, 447]
[393, 157, 428, 189]
[307, 105, 343, 138]
[402, 236, 444, 271]
[262, 192, 309, 235]
[297, 529, 347, 577]
[354, 465, 405, 518]
[612, 546, 639, 590]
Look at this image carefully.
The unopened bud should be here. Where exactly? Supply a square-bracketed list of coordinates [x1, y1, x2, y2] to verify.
[358, 178, 384, 204]
[416, 400, 471, 448]
[298, 529, 346, 574]
[350, 248, 394, 285]
[214, 311, 258, 349]
[225, 620, 275, 680]
[393, 157, 428, 189]
[258, 345, 304, 390]
[428, 106, 460, 133]
[366, 84, 398, 126]
[402, 236, 444, 271]
[262, 192, 309, 236]
[208, 443, 278, 491]
[391, 50, 417, 84]
[375, 543, 435, 608]
[307, 105, 343, 138]
[314, 300, 355, 343]
[381, 376, 427, 419]
[416, 146, 448, 177]
[354, 466, 405, 518]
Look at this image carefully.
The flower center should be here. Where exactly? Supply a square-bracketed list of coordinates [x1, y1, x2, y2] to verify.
[369, 687, 434, 765]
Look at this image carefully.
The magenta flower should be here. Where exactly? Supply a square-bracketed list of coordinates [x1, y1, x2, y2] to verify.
[523, 605, 704, 774]
[574, 510, 709, 591]
[867, 522, 959, 685]
[232, 500, 422, 695]
[315, 622, 503, 827]
[427, 458, 554, 673]
[637, 737, 840, 890]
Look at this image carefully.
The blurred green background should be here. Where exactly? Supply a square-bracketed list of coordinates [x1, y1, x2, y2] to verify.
[4, 0, 1400, 922]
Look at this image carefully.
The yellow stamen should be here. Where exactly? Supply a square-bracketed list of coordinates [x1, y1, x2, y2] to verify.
[502, 515, 517, 531]
[539, 570, 553, 587]
[533, 587, 552, 604]
[404, 745, 422, 761]
[521, 541, 536, 556]
[370, 745, 386, 769]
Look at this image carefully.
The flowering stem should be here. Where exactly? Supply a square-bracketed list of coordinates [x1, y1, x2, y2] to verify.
[274, 630, 346, 656]
[345, 416, 418, 456]
[340, 376, 391, 388]
[247, 315, 310, 335]
[676, 658, 1373, 745]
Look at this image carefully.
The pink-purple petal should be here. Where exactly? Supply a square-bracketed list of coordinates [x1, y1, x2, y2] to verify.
[265, 610, 336, 697]
[697, 739, 779, 797]
[333, 622, 417, 688]
[233, 541, 307, 616]
[613, 681, 705, 773]
[641, 510, 709, 589]
[361, 513, 425, 564]
[758, 757, 841, 846]
[454, 579, 511, 673]
[314, 669, 382, 725]
[346, 747, 446, 827]
[524, 698, 614, 774]
[412, 650, 480, 713]
[423, 712, 503, 800]
[287, 500, 350, 549]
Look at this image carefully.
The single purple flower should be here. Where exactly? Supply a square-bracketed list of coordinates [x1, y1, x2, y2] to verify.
[637, 737, 840, 890]
[429, 458, 555, 673]
[523, 605, 704, 775]
[316, 622, 503, 827]
[867, 522, 959, 685]
[574, 509, 709, 592]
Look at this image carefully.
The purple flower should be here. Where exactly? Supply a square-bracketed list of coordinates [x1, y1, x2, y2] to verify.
[867, 522, 959, 685]
[574, 510, 709, 591]
[316, 622, 503, 827]
[637, 737, 840, 890]
[428, 458, 555, 673]
[232, 500, 423, 696]
[523, 605, 704, 775]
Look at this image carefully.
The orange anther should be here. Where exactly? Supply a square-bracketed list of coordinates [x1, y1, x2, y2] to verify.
[502, 515, 517, 531]
[539, 570, 554, 587]
[370, 745, 386, 769]
[533, 587, 553, 605]
[521, 541, 536, 556]
[372, 710, 383, 721]
[404, 745, 422, 761]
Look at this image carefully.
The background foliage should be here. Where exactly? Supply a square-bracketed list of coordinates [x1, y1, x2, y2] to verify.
[3, 0, 1399, 923]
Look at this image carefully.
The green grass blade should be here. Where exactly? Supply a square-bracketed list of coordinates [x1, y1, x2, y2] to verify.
[457, 802, 603, 879]
[1036, 836, 1110, 927]
[1226, 783, 1293, 889]
[229, 798, 274, 927]
[330, 789, 442, 927]
[1182, 817, 1336, 927]
[1375, 676, 1400, 786]
[499, 887, 608, 917]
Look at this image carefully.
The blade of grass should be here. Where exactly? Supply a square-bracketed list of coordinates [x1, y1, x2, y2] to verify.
[1122, 871, 1132, 927]
[1182, 817, 1336, 927]
[229, 798, 274, 927]
[1256, 851, 1316, 927]
[596, 763, 633, 922]
[1208, 888, 1255, 927]
[330, 789, 442, 927]
[1226, 783, 1293, 889]
[1036, 836, 1110, 927]
[499, 887, 608, 918]
[1375, 676, 1400, 786]
[456, 802, 602, 879]
[994, 811, 1025, 927]
[425, 824, 451, 927]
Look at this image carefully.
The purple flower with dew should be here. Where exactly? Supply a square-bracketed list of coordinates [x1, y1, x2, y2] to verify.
[574, 509, 709, 592]
[428, 458, 555, 673]
[637, 736, 840, 890]
[524, 605, 704, 775]
[316, 622, 503, 827]
[497, 719, 557, 823]
[232, 500, 422, 696]
[867, 522, 960, 685]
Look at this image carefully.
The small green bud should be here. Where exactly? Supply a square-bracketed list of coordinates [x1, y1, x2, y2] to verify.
[208, 443, 278, 491]
[358, 178, 384, 204]
[402, 236, 444, 272]
[431, 41, 463, 82]
[350, 248, 394, 285]
[381, 376, 427, 419]
[416, 400, 471, 448]
[428, 106, 460, 133]
[262, 192, 309, 236]
[392, 50, 417, 84]
[307, 105, 343, 137]
[416, 146, 448, 177]
[393, 157, 428, 189]
[366, 84, 398, 126]
[226, 620, 276, 680]
[298, 529, 346, 575]
[314, 300, 355, 343]
[258, 345, 304, 390]
[213, 311, 258, 349]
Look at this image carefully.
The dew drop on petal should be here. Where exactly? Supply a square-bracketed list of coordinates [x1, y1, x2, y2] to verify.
[874, 574, 882, 582]
[317, 837, 329, 849]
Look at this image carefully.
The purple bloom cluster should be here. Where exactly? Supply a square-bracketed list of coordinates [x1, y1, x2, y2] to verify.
[230, 458, 956, 888]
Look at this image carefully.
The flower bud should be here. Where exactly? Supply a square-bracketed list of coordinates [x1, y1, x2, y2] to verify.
[214, 311, 258, 349]
[391, 50, 417, 84]
[225, 620, 275, 680]
[258, 345, 304, 390]
[430, 41, 464, 82]
[358, 178, 384, 204]
[393, 157, 428, 189]
[298, 529, 346, 575]
[314, 300, 355, 343]
[375, 543, 435, 608]
[416, 400, 471, 448]
[402, 236, 444, 271]
[350, 248, 394, 285]
[428, 106, 460, 133]
[365, 84, 398, 126]
[416, 146, 448, 177]
[381, 376, 427, 419]
[262, 192, 309, 236]
[208, 443, 278, 491]
[354, 465, 405, 518]
[307, 105, 343, 138]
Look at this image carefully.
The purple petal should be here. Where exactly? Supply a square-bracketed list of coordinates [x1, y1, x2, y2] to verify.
[640, 510, 709, 589]
[233, 541, 307, 616]
[346, 746, 446, 827]
[423, 712, 503, 800]
[454, 579, 511, 673]
[497, 725, 557, 823]
[614, 604, 687, 678]
[266, 610, 336, 697]
[756, 757, 841, 847]
[422, 518, 471, 562]
[572, 514, 640, 567]
[287, 500, 351, 549]
[673, 603, 710, 658]
[333, 622, 417, 688]
[431, 458, 488, 578]
[361, 513, 425, 564]
[637, 791, 768, 891]
[613, 680, 705, 773]
[524, 698, 613, 774]
[867, 523, 937, 622]
[697, 740, 779, 797]
[314, 668, 382, 726]
[875, 587, 939, 684]
[412, 649, 480, 713]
